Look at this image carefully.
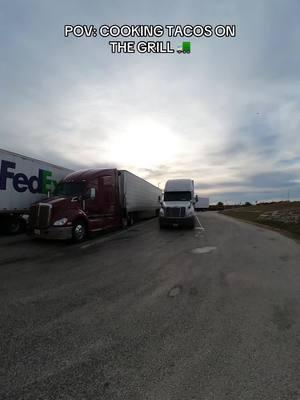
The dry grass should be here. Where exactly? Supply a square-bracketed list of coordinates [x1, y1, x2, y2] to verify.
[222, 201, 300, 239]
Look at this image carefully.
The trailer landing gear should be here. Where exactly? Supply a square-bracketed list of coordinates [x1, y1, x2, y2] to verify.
[121, 213, 134, 229]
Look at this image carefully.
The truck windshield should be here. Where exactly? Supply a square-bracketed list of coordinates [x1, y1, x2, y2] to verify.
[164, 191, 192, 201]
[54, 182, 85, 196]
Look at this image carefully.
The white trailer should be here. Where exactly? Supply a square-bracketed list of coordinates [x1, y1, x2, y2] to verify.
[119, 170, 162, 223]
[194, 196, 209, 211]
[0, 148, 72, 233]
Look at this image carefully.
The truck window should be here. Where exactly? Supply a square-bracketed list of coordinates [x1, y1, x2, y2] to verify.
[164, 191, 192, 201]
[86, 180, 98, 194]
[54, 182, 85, 196]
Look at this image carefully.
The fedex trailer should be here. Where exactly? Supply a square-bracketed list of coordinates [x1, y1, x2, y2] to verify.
[0, 149, 72, 234]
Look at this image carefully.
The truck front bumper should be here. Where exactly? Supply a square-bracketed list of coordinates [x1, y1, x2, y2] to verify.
[159, 216, 195, 228]
[32, 226, 72, 240]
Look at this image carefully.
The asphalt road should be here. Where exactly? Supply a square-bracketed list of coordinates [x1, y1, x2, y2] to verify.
[1, 212, 300, 400]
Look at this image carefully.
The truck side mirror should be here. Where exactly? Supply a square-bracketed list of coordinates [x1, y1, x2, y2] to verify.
[84, 188, 96, 200]
[195, 195, 198, 202]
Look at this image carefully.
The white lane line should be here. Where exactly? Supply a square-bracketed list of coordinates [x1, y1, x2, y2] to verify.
[80, 218, 156, 250]
[195, 215, 205, 231]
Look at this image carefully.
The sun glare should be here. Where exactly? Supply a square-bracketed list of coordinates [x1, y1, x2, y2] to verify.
[106, 118, 181, 168]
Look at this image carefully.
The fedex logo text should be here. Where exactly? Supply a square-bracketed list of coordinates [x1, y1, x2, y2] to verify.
[0, 160, 57, 194]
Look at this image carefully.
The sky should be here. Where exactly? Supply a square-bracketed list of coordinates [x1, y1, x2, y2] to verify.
[1, 0, 300, 203]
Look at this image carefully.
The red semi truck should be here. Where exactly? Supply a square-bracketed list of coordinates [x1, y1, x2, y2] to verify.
[29, 168, 161, 242]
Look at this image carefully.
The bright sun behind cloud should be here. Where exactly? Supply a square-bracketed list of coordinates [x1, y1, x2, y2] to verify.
[105, 117, 181, 168]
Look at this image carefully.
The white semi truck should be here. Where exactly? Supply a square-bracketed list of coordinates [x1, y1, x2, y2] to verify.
[0, 149, 72, 234]
[194, 196, 209, 211]
[159, 179, 197, 229]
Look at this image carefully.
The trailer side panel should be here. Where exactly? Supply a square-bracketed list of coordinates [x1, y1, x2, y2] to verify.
[121, 170, 161, 216]
[0, 149, 72, 213]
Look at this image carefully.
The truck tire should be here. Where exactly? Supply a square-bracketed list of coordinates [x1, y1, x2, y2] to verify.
[189, 220, 195, 229]
[72, 220, 87, 242]
[121, 216, 128, 229]
[159, 220, 166, 229]
[6, 217, 23, 235]
[128, 213, 134, 226]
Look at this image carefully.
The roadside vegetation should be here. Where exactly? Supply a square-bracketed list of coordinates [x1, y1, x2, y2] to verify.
[221, 201, 300, 239]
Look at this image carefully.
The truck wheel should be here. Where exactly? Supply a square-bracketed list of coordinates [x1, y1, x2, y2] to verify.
[128, 213, 134, 226]
[72, 221, 87, 242]
[159, 220, 165, 229]
[121, 217, 128, 229]
[189, 220, 195, 229]
[7, 217, 22, 235]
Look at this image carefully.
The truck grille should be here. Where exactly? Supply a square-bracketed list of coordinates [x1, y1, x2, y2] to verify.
[30, 205, 39, 226]
[30, 204, 51, 228]
[165, 207, 186, 218]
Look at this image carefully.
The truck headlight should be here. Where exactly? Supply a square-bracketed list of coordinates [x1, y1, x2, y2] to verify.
[186, 208, 194, 216]
[53, 218, 68, 226]
[159, 208, 165, 216]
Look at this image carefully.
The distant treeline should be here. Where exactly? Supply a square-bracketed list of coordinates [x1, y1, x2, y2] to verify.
[209, 200, 300, 211]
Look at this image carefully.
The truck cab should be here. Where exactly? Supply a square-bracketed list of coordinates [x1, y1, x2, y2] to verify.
[29, 169, 121, 242]
[159, 179, 197, 229]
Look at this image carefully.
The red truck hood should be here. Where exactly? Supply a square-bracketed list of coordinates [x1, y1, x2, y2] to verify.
[36, 196, 83, 223]
[39, 196, 79, 208]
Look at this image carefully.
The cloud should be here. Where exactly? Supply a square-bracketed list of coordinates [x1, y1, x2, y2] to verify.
[0, 0, 300, 202]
